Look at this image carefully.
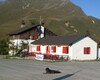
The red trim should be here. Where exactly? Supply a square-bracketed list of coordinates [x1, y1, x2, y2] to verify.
[46, 46, 50, 54]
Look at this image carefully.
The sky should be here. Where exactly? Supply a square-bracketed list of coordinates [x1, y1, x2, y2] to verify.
[71, 0, 100, 19]
[0, 0, 6, 2]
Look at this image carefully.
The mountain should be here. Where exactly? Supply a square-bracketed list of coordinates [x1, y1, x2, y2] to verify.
[0, 0, 100, 41]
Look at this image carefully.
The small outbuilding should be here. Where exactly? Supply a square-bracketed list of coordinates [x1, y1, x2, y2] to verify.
[29, 35, 98, 60]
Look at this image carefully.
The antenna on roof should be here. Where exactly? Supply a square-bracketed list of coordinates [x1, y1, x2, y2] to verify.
[40, 16, 42, 25]
[39, 16, 45, 26]
[21, 20, 26, 28]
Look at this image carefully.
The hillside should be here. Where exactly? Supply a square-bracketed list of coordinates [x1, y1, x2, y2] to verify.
[0, 0, 100, 41]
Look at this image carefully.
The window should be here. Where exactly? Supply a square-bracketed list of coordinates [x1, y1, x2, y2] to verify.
[36, 46, 40, 51]
[62, 47, 69, 54]
[84, 47, 91, 54]
[51, 46, 56, 53]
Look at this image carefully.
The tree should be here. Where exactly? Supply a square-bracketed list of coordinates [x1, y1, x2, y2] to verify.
[0, 38, 9, 55]
[15, 41, 29, 57]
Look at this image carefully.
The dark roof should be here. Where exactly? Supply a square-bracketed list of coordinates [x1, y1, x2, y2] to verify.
[9, 24, 39, 35]
[9, 24, 57, 36]
[32, 35, 87, 45]
[98, 42, 100, 47]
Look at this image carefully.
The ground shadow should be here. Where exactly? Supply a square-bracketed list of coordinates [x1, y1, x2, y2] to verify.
[53, 70, 81, 80]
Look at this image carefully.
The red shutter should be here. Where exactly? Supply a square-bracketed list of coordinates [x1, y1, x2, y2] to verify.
[84, 48, 87, 54]
[87, 47, 90, 54]
[63, 47, 69, 54]
[37, 46, 40, 51]
[51, 46, 56, 52]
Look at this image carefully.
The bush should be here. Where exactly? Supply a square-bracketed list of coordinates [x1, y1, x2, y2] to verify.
[0, 38, 9, 55]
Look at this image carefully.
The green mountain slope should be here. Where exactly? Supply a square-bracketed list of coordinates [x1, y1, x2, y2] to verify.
[0, 0, 100, 41]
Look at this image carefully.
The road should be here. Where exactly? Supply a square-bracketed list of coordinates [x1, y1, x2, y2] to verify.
[0, 59, 100, 80]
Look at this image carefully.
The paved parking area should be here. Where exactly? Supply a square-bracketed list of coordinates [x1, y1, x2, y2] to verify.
[0, 59, 100, 80]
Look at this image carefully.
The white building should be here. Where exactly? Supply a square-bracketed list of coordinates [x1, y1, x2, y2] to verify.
[29, 35, 98, 60]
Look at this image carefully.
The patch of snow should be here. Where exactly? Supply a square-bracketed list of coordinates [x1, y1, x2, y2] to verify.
[74, 29, 78, 32]
[22, 3, 30, 9]
[92, 20, 95, 24]
[65, 22, 70, 27]
[70, 25, 74, 28]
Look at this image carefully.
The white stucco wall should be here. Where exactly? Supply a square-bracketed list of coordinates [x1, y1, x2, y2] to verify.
[71, 37, 97, 60]
[29, 44, 36, 53]
[40, 45, 47, 54]
[40, 26, 44, 38]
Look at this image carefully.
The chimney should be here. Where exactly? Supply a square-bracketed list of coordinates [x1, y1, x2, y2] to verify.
[21, 20, 26, 28]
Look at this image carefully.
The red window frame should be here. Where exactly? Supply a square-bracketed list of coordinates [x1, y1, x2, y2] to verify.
[51, 46, 56, 53]
[46, 46, 50, 53]
[84, 47, 91, 54]
[36, 45, 40, 51]
[46, 46, 48, 53]
[62, 46, 69, 54]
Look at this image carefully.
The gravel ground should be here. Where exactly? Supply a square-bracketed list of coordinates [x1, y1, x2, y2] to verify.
[0, 59, 100, 80]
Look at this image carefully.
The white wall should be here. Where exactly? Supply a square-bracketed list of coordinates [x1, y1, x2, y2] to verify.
[40, 45, 47, 54]
[71, 37, 97, 60]
[29, 44, 36, 53]
[40, 26, 44, 38]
